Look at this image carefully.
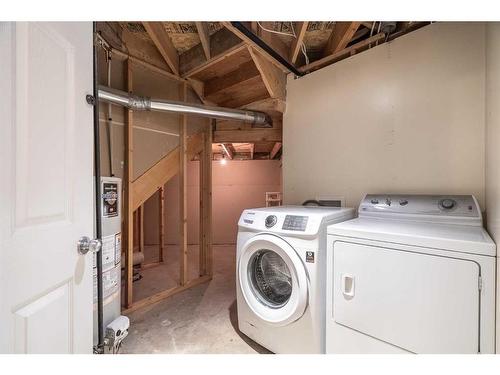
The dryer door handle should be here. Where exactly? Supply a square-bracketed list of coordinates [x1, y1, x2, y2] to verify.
[341, 273, 355, 298]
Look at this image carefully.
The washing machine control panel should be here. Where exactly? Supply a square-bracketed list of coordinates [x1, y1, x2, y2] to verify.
[282, 215, 308, 231]
[359, 194, 482, 225]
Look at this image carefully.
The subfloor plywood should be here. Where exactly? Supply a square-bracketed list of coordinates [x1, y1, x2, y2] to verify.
[120, 245, 270, 354]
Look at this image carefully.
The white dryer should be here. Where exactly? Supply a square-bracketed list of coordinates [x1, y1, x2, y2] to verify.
[236, 206, 355, 353]
[326, 194, 496, 354]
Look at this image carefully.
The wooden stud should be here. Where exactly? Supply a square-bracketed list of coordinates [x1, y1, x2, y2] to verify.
[270, 142, 282, 159]
[248, 46, 286, 100]
[139, 204, 144, 253]
[124, 60, 134, 308]
[122, 275, 212, 315]
[214, 128, 282, 143]
[324, 22, 361, 56]
[158, 187, 164, 263]
[179, 82, 188, 286]
[290, 22, 309, 64]
[195, 22, 211, 60]
[249, 143, 255, 160]
[204, 121, 213, 276]
[142, 22, 180, 76]
[199, 133, 206, 277]
[300, 32, 386, 74]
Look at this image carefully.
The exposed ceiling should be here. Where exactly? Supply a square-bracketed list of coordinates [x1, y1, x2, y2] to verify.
[97, 21, 429, 160]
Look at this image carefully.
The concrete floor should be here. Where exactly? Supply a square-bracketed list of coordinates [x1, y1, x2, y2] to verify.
[120, 244, 270, 354]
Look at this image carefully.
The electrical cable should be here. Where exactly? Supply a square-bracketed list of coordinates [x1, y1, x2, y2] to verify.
[257, 21, 310, 66]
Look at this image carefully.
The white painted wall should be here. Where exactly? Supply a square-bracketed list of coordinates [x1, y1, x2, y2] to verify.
[485, 22, 500, 353]
[283, 22, 486, 210]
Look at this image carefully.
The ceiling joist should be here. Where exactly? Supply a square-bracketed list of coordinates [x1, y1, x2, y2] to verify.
[142, 22, 180, 75]
[195, 22, 211, 60]
[324, 22, 362, 56]
[290, 22, 309, 64]
[248, 46, 286, 100]
[222, 21, 290, 74]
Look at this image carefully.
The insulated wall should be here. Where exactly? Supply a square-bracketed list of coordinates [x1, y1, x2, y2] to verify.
[283, 22, 486, 209]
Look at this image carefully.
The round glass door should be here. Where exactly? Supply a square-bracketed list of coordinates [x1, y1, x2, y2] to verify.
[238, 234, 308, 326]
[249, 250, 292, 308]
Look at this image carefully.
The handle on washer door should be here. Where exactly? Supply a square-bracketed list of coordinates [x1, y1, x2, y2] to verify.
[341, 273, 355, 298]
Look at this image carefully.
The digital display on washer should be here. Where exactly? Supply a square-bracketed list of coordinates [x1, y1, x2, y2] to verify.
[282, 215, 308, 231]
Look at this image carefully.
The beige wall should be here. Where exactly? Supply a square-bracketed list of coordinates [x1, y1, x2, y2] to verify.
[485, 22, 500, 352]
[143, 160, 282, 245]
[283, 22, 486, 210]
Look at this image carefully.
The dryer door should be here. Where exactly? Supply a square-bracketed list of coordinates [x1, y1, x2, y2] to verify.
[332, 241, 481, 353]
[238, 234, 308, 326]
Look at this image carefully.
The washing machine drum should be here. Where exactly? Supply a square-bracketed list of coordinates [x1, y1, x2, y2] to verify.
[239, 234, 308, 326]
[250, 250, 292, 307]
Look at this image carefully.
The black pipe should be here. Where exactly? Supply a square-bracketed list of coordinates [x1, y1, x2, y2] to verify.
[230, 22, 305, 77]
[92, 22, 105, 354]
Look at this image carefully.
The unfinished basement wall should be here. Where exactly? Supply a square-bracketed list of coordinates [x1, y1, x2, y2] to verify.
[485, 22, 500, 352]
[143, 160, 282, 245]
[283, 22, 486, 209]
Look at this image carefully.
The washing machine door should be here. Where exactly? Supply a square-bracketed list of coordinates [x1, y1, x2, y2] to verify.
[238, 234, 308, 326]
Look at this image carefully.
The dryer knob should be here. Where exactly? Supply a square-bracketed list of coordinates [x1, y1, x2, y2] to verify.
[265, 215, 277, 228]
[440, 198, 456, 210]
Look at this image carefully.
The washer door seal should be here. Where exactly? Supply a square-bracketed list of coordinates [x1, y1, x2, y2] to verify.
[238, 234, 309, 326]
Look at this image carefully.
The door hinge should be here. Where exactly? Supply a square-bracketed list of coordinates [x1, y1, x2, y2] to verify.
[478, 276, 483, 291]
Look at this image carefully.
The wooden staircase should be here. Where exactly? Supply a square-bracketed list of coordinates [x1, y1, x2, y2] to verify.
[131, 130, 205, 210]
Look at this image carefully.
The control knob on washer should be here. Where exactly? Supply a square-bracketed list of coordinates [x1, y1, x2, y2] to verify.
[265, 215, 277, 228]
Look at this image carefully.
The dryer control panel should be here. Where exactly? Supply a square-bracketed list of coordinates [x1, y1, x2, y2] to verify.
[359, 194, 482, 226]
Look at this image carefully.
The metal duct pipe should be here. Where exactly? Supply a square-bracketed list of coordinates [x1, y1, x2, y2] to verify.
[98, 86, 272, 127]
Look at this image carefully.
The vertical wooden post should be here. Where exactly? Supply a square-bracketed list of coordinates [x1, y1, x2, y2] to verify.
[179, 82, 188, 286]
[158, 187, 165, 263]
[124, 60, 134, 308]
[204, 121, 213, 277]
[198, 132, 207, 276]
[139, 204, 144, 253]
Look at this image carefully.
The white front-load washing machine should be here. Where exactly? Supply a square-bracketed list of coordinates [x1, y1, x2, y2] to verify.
[236, 205, 355, 353]
[326, 194, 496, 354]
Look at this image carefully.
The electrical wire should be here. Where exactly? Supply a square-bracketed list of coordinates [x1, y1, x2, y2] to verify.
[257, 21, 309, 65]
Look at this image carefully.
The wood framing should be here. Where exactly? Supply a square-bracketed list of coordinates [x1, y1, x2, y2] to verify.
[214, 128, 282, 143]
[158, 187, 164, 263]
[182, 42, 246, 78]
[204, 122, 213, 276]
[122, 275, 212, 315]
[299, 32, 386, 73]
[324, 22, 361, 55]
[179, 82, 188, 286]
[248, 46, 286, 100]
[270, 142, 282, 159]
[249, 143, 255, 160]
[240, 97, 286, 114]
[222, 22, 290, 73]
[124, 60, 134, 308]
[142, 22, 180, 75]
[195, 22, 211, 60]
[290, 22, 309, 64]
[139, 204, 144, 253]
[131, 131, 204, 210]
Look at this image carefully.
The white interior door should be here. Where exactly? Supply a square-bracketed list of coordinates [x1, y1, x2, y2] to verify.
[0, 22, 94, 353]
[333, 242, 480, 353]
